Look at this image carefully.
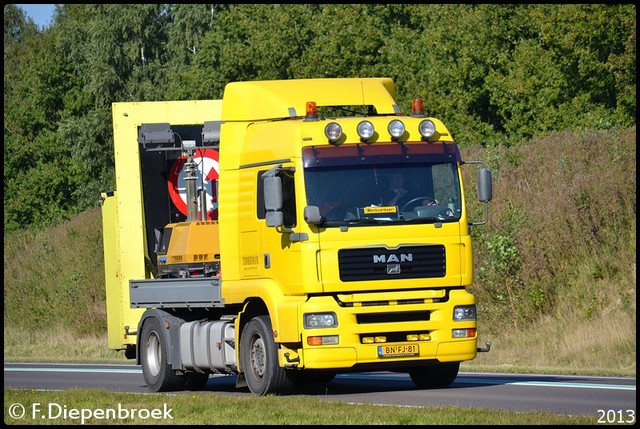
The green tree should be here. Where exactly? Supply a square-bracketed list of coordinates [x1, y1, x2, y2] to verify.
[192, 4, 319, 97]
[486, 4, 636, 142]
[295, 4, 390, 78]
[380, 4, 537, 146]
[4, 6, 78, 231]
[163, 4, 223, 99]
[53, 5, 172, 207]
[3, 4, 37, 52]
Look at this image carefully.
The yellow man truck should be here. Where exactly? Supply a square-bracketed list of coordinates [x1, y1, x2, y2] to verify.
[101, 77, 492, 395]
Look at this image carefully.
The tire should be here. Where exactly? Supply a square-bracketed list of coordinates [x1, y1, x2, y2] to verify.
[240, 315, 295, 395]
[140, 317, 185, 392]
[409, 362, 459, 389]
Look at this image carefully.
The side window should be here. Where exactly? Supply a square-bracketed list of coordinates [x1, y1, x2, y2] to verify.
[257, 171, 266, 218]
[257, 168, 297, 228]
[432, 163, 461, 210]
[280, 169, 297, 228]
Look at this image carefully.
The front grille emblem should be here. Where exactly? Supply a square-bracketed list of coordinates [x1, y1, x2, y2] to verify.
[387, 264, 401, 274]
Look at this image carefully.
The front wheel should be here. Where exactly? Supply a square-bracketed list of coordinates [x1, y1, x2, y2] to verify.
[140, 317, 185, 392]
[409, 362, 459, 389]
[240, 315, 295, 395]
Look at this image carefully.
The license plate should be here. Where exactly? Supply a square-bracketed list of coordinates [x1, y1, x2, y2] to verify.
[377, 343, 419, 358]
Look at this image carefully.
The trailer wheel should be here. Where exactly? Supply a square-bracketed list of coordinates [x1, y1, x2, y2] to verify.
[409, 362, 459, 389]
[240, 315, 295, 395]
[140, 317, 184, 392]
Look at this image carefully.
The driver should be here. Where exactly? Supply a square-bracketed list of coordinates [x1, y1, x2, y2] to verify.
[382, 173, 409, 206]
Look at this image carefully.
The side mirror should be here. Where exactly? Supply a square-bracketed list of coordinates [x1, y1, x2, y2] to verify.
[265, 211, 284, 227]
[464, 161, 492, 227]
[262, 167, 284, 228]
[477, 168, 493, 203]
[264, 175, 283, 211]
[304, 205, 322, 225]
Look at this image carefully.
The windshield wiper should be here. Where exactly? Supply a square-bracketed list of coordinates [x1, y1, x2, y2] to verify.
[401, 216, 444, 223]
[346, 217, 396, 225]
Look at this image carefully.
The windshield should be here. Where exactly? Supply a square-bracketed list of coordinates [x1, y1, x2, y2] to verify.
[303, 143, 462, 226]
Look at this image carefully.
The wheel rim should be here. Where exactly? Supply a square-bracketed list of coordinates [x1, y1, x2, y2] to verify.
[146, 332, 161, 377]
[250, 336, 266, 378]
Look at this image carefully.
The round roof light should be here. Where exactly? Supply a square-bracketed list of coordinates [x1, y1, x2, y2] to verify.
[418, 120, 436, 139]
[357, 120, 375, 141]
[388, 120, 405, 140]
[324, 122, 342, 144]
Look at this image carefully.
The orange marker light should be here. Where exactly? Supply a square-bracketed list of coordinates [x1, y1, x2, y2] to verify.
[306, 101, 318, 118]
[412, 98, 424, 116]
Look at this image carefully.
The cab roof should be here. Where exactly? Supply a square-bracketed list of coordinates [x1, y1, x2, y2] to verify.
[221, 77, 399, 122]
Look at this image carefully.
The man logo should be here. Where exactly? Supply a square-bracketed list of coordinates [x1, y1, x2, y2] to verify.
[373, 254, 413, 263]
[387, 264, 401, 274]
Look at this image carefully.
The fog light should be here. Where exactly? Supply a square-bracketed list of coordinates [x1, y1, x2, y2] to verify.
[374, 336, 387, 343]
[362, 337, 374, 344]
[407, 334, 419, 341]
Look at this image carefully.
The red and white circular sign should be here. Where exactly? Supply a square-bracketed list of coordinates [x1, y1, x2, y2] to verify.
[167, 149, 219, 220]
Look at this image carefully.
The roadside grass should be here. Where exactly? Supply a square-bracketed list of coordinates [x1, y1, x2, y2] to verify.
[464, 308, 636, 377]
[3, 327, 126, 364]
[4, 388, 597, 425]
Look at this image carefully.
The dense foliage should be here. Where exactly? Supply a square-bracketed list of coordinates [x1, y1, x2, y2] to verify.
[4, 4, 635, 232]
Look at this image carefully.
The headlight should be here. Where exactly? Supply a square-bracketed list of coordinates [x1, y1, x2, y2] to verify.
[418, 119, 436, 139]
[304, 312, 338, 328]
[453, 305, 476, 321]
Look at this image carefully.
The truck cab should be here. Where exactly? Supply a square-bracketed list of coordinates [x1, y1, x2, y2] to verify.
[101, 78, 492, 395]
